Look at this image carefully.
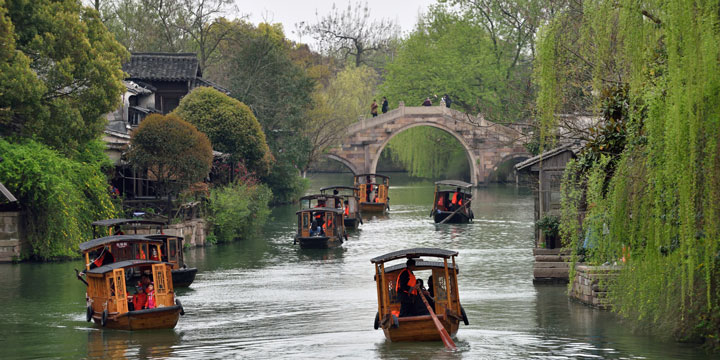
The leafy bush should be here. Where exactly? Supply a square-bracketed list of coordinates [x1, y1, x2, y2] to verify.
[0, 139, 119, 259]
[207, 181, 272, 243]
[128, 113, 213, 196]
[173, 87, 274, 176]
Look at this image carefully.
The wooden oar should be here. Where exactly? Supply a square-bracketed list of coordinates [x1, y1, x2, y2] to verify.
[418, 290, 457, 350]
[435, 199, 471, 226]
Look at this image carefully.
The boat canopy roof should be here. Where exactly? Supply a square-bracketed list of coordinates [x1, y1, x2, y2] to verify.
[370, 248, 459, 264]
[320, 186, 359, 192]
[354, 173, 390, 180]
[382, 260, 459, 275]
[91, 219, 166, 227]
[435, 180, 472, 189]
[79, 234, 164, 252]
[299, 194, 344, 201]
[146, 234, 184, 241]
[295, 207, 344, 215]
[87, 259, 165, 274]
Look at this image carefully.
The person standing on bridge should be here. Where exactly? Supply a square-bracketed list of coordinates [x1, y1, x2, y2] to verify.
[371, 100, 378, 117]
[381, 97, 388, 113]
[422, 97, 432, 106]
[443, 94, 452, 108]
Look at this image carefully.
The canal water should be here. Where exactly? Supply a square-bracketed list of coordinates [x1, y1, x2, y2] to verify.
[0, 173, 710, 359]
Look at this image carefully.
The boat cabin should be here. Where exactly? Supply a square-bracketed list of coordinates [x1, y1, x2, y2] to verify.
[432, 180, 474, 224]
[299, 194, 346, 211]
[82, 259, 182, 330]
[80, 235, 166, 272]
[295, 207, 345, 249]
[353, 174, 390, 213]
[88, 219, 197, 287]
[370, 248, 468, 342]
[320, 186, 361, 229]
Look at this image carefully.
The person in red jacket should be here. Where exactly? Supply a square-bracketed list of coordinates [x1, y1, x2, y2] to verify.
[132, 287, 147, 310]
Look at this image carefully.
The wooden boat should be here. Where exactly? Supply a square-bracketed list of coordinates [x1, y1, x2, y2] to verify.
[370, 248, 469, 342]
[431, 180, 474, 224]
[320, 186, 362, 229]
[77, 259, 183, 330]
[294, 207, 346, 249]
[354, 174, 390, 214]
[90, 219, 198, 287]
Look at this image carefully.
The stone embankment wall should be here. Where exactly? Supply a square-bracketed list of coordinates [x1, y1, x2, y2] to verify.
[533, 248, 571, 283]
[570, 264, 622, 309]
[133, 219, 208, 247]
[0, 212, 23, 262]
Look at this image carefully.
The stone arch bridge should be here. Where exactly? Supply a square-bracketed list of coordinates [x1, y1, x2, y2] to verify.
[325, 103, 530, 186]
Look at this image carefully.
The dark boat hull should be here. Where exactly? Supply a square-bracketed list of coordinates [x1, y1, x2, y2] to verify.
[171, 267, 197, 287]
[92, 305, 182, 330]
[295, 235, 343, 249]
[433, 210, 472, 224]
[344, 217, 360, 229]
[360, 202, 388, 214]
[382, 314, 459, 342]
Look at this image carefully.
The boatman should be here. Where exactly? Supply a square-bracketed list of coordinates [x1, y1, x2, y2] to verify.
[396, 258, 429, 317]
[451, 187, 463, 210]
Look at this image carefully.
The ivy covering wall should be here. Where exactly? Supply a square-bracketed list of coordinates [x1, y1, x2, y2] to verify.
[537, 0, 720, 347]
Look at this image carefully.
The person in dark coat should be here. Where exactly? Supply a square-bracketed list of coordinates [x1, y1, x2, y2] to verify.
[443, 94, 452, 108]
[422, 97, 432, 106]
[381, 97, 389, 113]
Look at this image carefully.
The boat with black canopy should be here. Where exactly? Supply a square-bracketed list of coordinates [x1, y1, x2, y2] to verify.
[353, 174, 390, 214]
[320, 186, 362, 229]
[89, 219, 198, 287]
[294, 207, 346, 249]
[370, 248, 468, 344]
[431, 180, 474, 224]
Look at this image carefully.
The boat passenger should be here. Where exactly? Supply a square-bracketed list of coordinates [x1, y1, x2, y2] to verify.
[131, 286, 147, 310]
[437, 195, 445, 211]
[150, 248, 160, 261]
[333, 189, 342, 208]
[396, 259, 430, 317]
[137, 246, 146, 259]
[310, 218, 324, 236]
[145, 283, 156, 309]
[344, 200, 350, 217]
[365, 176, 374, 202]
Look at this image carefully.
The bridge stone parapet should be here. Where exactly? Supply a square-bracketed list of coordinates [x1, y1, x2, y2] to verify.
[328, 103, 530, 186]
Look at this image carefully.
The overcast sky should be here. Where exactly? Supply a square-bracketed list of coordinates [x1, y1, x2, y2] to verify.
[233, 0, 438, 45]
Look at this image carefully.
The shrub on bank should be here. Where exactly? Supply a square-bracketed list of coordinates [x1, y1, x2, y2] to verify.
[0, 139, 119, 259]
[207, 181, 272, 243]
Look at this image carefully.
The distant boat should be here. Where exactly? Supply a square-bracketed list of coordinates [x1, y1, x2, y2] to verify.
[89, 219, 197, 287]
[294, 202, 347, 249]
[431, 180, 473, 224]
[354, 174, 390, 214]
[77, 259, 183, 330]
[370, 248, 468, 342]
[320, 186, 362, 229]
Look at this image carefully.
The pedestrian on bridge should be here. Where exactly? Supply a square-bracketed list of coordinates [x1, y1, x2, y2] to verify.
[422, 97, 432, 106]
[381, 97, 388, 113]
[371, 100, 378, 117]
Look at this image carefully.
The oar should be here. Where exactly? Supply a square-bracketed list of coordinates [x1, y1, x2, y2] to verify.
[75, 269, 89, 287]
[436, 199, 471, 226]
[419, 290, 457, 350]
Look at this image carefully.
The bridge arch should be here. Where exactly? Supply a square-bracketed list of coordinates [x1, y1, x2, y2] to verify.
[322, 154, 359, 175]
[369, 122, 478, 184]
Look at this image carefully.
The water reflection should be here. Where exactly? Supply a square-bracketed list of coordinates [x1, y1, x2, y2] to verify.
[87, 329, 182, 359]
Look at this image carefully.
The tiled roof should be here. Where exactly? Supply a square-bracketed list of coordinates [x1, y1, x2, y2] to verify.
[514, 143, 582, 171]
[123, 53, 201, 81]
[190, 77, 230, 94]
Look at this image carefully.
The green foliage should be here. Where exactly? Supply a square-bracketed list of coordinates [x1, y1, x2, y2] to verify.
[128, 113, 213, 196]
[385, 127, 469, 180]
[380, 5, 534, 122]
[0, 139, 119, 259]
[207, 21, 315, 203]
[207, 181, 272, 243]
[173, 87, 274, 176]
[537, 214, 560, 239]
[1, 0, 128, 154]
[546, 0, 720, 347]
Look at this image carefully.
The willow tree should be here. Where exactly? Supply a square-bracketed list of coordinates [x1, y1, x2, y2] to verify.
[538, 0, 720, 346]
